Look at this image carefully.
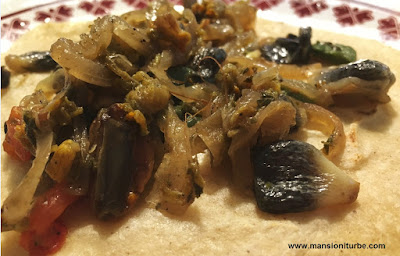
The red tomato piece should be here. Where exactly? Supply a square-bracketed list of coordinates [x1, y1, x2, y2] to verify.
[3, 106, 32, 162]
[29, 184, 79, 234]
[20, 220, 68, 256]
[19, 184, 79, 256]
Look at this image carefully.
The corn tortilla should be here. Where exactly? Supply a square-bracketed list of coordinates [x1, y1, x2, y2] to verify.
[1, 19, 400, 255]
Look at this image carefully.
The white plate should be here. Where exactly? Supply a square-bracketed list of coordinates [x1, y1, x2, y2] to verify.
[1, 0, 400, 53]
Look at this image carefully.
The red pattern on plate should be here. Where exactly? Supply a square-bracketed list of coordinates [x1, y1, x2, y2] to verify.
[35, 5, 73, 22]
[290, 0, 328, 17]
[123, 0, 148, 9]
[378, 16, 400, 40]
[1, 0, 399, 49]
[79, 0, 115, 16]
[1, 18, 30, 41]
[333, 4, 373, 26]
[252, 0, 283, 10]
[168, 0, 183, 5]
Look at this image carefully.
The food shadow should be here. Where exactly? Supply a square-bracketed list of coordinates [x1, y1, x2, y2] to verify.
[330, 102, 397, 133]
[255, 200, 360, 224]
[62, 187, 204, 240]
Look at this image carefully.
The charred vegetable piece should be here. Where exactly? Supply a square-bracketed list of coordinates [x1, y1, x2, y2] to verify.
[166, 66, 200, 86]
[252, 140, 359, 213]
[94, 119, 136, 219]
[66, 153, 92, 196]
[319, 59, 395, 84]
[174, 103, 187, 120]
[5, 51, 58, 73]
[192, 47, 227, 67]
[186, 115, 202, 127]
[312, 41, 356, 64]
[128, 134, 155, 204]
[224, 90, 297, 191]
[91, 109, 138, 220]
[260, 45, 290, 64]
[173, 99, 203, 127]
[191, 47, 227, 83]
[257, 89, 279, 108]
[167, 66, 194, 82]
[260, 27, 311, 64]
[64, 117, 93, 196]
[1, 66, 11, 89]
[23, 112, 38, 148]
[317, 59, 396, 103]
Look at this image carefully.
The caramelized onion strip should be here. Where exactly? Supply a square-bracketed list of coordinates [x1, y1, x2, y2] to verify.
[302, 103, 345, 160]
[1, 132, 54, 231]
[50, 38, 114, 87]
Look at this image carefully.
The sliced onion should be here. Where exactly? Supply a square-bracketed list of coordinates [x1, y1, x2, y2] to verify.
[226, 99, 296, 191]
[1, 132, 53, 231]
[19, 91, 48, 111]
[202, 24, 234, 42]
[220, 90, 297, 191]
[79, 16, 114, 60]
[225, 56, 272, 71]
[147, 105, 204, 214]
[277, 62, 322, 81]
[302, 102, 346, 160]
[195, 109, 228, 165]
[51, 38, 114, 87]
[121, 9, 148, 27]
[148, 51, 213, 103]
[251, 67, 280, 91]
[113, 18, 152, 56]
[35, 69, 66, 100]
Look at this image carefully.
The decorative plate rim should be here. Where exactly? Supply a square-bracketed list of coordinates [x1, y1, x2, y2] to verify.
[1, 0, 399, 54]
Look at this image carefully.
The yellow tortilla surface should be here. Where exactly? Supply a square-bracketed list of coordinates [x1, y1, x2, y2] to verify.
[1, 19, 400, 256]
